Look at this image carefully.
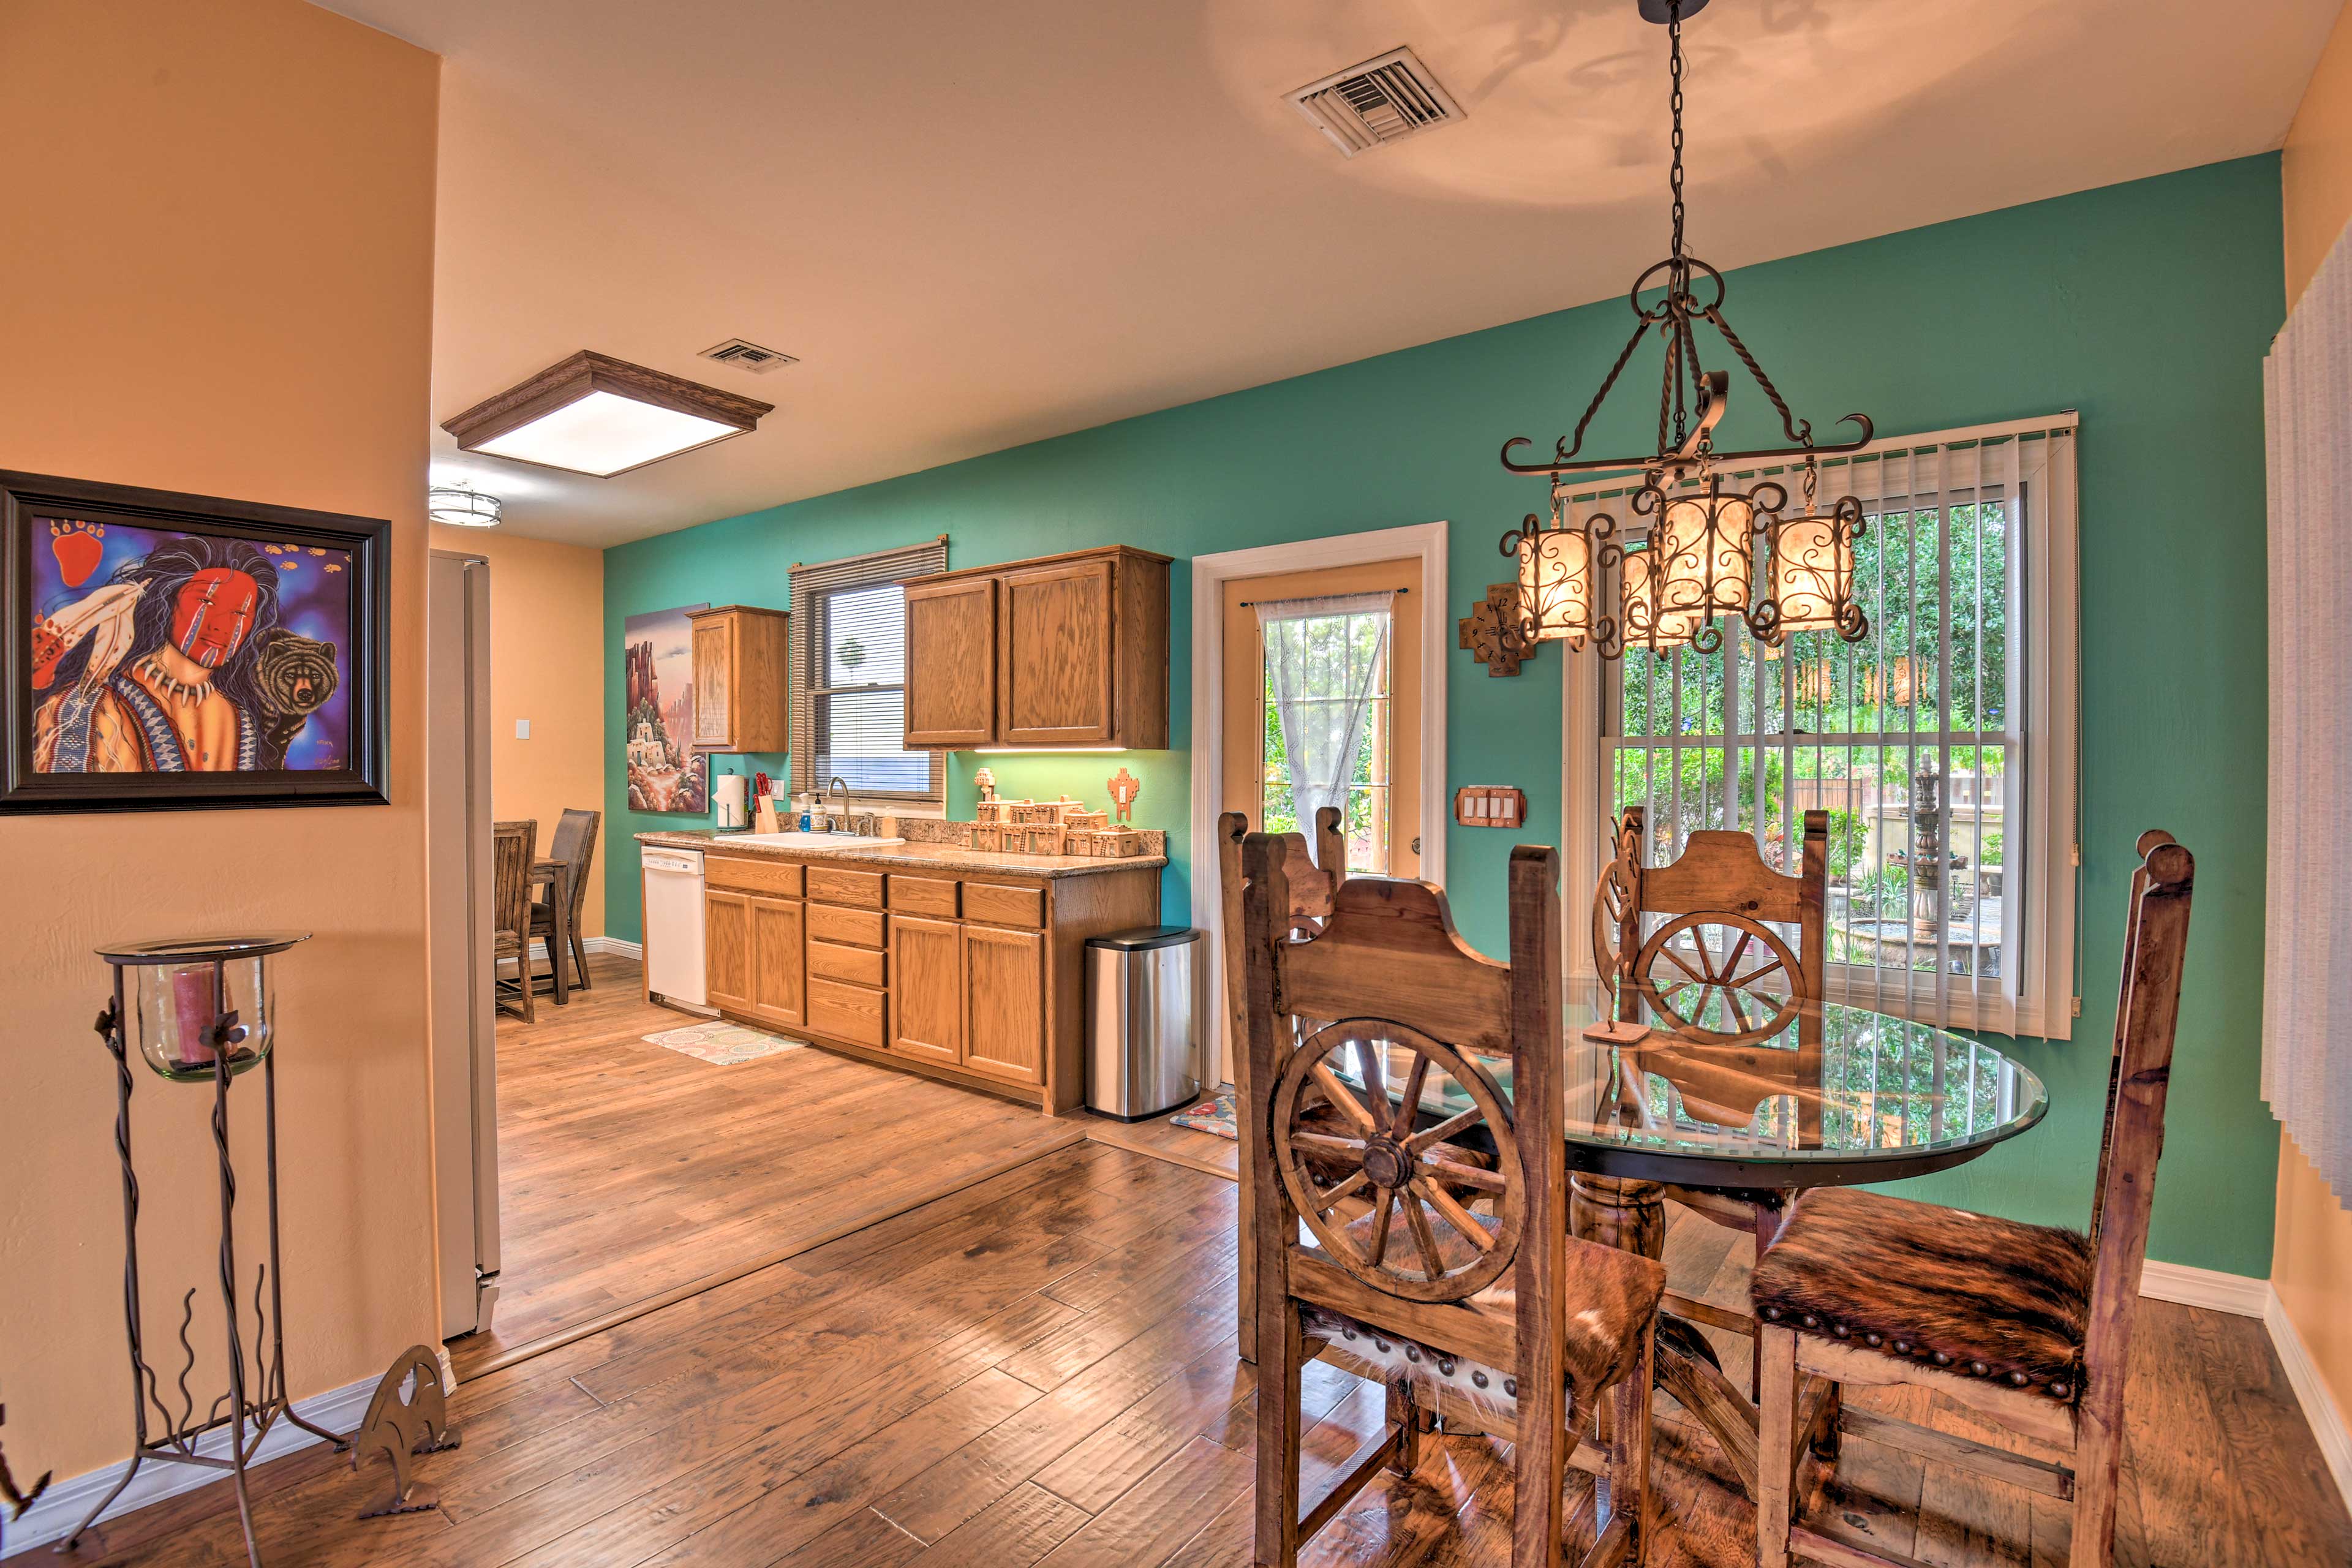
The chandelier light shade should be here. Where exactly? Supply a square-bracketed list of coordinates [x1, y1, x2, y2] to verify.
[1508, 503, 1608, 646]
[1757, 493, 1869, 642]
[427, 486, 503, 527]
[1479, 0, 1876, 662]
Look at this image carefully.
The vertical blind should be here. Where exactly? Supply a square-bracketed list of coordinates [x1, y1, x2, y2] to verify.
[2264, 230, 2352, 1202]
[788, 537, 948, 801]
[1585, 416, 2078, 1036]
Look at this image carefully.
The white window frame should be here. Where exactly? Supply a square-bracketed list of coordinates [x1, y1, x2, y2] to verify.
[1561, 413, 2079, 1039]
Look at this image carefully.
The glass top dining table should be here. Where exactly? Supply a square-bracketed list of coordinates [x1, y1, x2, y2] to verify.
[1332, 976, 2049, 1193]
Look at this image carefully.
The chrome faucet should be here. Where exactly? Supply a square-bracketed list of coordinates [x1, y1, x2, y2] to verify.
[827, 775, 867, 837]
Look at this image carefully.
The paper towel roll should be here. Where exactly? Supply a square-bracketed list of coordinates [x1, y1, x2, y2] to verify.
[714, 771, 748, 830]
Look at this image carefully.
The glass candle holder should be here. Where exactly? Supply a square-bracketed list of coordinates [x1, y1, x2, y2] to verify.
[96, 933, 309, 1082]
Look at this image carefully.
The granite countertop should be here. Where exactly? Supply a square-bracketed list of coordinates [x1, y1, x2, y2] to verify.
[635, 828, 1166, 880]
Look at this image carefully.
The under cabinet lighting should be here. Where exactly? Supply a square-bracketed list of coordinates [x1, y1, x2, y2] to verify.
[440, 351, 774, 478]
[971, 747, 1131, 755]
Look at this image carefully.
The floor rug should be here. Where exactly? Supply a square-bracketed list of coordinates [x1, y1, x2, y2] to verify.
[1167, 1090, 1237, 1140]
[643, 1021, 805, 1065]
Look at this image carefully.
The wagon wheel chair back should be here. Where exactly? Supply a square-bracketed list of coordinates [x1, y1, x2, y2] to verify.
[1242, 831, 1665, 1568]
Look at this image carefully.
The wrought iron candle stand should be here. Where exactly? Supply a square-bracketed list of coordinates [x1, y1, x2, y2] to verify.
[60, 933, 346, 1568]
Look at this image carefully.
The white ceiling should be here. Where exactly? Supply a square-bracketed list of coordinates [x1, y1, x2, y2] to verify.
[320, 0, 2338, 546]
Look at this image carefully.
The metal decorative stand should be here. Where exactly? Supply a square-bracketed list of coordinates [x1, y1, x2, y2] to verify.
[60, 933, 345, 1567]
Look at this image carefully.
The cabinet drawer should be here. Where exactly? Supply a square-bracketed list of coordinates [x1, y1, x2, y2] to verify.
[962, 882, 1044, 928]
[705, 856, 803, 897]
[807, 938, 885, 987]
[805, 867, 886, 908]
[807, 977, 887, 1048]
[888, 875, 959, 917]
[807, 903, 886, 949]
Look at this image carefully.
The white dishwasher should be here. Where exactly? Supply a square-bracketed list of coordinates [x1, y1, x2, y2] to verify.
[641, 845, 714, 1011]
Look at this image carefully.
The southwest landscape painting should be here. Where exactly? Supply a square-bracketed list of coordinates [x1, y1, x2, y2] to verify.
[2, 471, 388, 813]
[624, 604, 709, 813]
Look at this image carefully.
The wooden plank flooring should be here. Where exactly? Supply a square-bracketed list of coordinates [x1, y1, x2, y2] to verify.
[31, 1139, 2350, 1568]
[450, 956, 1085, 1372]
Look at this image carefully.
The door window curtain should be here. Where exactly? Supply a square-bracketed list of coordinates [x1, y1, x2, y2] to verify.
[1256, 592, 1395, 848]
[2264, 226, 2352, 1202]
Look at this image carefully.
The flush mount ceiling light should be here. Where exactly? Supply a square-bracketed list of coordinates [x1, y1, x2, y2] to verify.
[440, 351, 775, 478]
[426, 484, 502, 527]
[1491, 0, 1874, 660]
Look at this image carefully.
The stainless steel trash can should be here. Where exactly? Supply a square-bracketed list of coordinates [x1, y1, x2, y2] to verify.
[1084, 926, 1202, 1120]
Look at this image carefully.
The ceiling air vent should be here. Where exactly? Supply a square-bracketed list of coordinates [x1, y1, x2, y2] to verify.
[698, 338, 799, 375]
[1286, 46, 1463, 158]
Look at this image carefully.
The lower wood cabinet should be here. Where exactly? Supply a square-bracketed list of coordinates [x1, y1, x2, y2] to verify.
[889, 914, 965, 1066]
[962, 924, 1045, 1087]
[698, 848, 1160, 1112]
[705, 889, 753, 1014]
[747, 895, 806, 1030]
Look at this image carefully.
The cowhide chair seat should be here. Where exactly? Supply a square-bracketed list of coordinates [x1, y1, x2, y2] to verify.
[1750, 1186, 2092, 1400]
[1304, 1218, 1663, 1432]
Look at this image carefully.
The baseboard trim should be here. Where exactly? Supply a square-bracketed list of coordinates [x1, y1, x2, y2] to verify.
[2138, 1259, 2270, 1317]
[522, 935, 641, 962]
[4, 1373, 376, 1553]
[2264, 1284, 2352, 1513]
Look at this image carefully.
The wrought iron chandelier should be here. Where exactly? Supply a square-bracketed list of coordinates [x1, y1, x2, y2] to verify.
[1495, 0, 1872, 660]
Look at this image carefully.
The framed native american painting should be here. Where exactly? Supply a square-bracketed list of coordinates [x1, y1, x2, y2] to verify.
[1, 471, 390, 813]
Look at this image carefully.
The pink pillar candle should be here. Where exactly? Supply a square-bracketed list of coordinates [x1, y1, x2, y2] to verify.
[167, 964, 221, 1067]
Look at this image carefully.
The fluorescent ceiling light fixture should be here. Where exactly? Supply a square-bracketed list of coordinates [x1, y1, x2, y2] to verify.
[440, 350, 774, 478]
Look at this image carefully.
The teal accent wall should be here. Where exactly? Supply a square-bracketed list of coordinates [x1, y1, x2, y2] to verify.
[606, 155, 2282, 1276]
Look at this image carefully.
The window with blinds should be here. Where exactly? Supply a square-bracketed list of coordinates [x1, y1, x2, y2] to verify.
[789, 538, 948, 802]
[1581, 415, 2079, 1036]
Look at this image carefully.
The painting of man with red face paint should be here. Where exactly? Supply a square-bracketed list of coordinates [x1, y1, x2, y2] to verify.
[4, 471, 388, 812]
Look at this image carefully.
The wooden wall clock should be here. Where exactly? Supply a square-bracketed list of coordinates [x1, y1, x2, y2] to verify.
[1457, 582, 1534, 677]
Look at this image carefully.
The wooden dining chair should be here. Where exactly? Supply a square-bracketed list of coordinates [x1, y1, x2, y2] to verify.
[1244, 832, 1665, 1568]
[530, 807, 601, 994]
[1753, 830, 2195, 1568]
[1219, 805, 1348, 1367]
[1589, 804, 1828, 1387]
[491, 819, 537, 1023]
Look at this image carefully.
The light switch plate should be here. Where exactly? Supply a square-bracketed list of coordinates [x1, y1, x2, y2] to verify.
[514, 718, 531, 739]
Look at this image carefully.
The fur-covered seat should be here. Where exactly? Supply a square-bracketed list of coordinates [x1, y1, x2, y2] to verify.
[1750, 1185, 2093, 1400]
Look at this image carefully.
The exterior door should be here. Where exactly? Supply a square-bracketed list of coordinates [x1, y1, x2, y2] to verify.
[1218, 557, 1422, 878]
[998, 558, 1115, 744]
[904, 577, 998, 747]
[890, 914, 965, 1065]
[704, 888, 753, 1014]
[747, 896, 805, 1028]
[962, 924, 1045, 1085]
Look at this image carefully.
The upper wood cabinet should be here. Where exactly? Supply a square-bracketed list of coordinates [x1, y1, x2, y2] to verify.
[687, 605, 788, 753]
[902, 546, 1169, 750]
[903, 578, 997, 747]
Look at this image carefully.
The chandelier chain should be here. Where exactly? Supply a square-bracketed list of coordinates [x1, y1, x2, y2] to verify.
[1668, 0, 1686, 266]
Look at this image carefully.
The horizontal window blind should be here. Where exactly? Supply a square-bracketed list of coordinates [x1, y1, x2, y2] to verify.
[788, 538, 948, 801]
[1582, 415, 2078, 1036]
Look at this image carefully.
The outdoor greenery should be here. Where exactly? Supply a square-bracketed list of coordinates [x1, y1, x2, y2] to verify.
[1259, 610, 1390, 871]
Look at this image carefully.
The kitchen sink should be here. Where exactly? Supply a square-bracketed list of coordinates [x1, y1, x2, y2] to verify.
[724, 831, 905, 850]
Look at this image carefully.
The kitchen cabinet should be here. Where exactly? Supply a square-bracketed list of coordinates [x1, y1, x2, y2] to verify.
[962, 924, 1046, 1086]
[889, 914, 964, 1066]
[704, 889, 753, 1014]
[747, 895, 806, 1030]
[687, 604, 788, 753]
[902, 578, 996, 747]
[901, 546, 1169, 751]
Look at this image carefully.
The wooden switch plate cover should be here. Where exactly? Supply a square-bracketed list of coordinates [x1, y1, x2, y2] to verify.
[1453, 785, 1527, 828]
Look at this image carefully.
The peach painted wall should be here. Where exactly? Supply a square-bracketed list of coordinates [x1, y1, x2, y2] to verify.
[2274, 0, 2352, 1447]
[429, 527, 608, 936]
[0, 0, 440, 1482]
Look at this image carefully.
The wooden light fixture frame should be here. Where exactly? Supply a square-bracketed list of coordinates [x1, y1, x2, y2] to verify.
[439, 351, 775, 477]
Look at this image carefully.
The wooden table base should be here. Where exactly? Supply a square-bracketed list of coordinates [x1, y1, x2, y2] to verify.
[1572, 1172, 1763, 1499]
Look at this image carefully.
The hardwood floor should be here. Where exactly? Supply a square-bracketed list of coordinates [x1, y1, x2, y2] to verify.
[31, 1140, 2350, 1568]
[451, 955, 1085, 1373]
